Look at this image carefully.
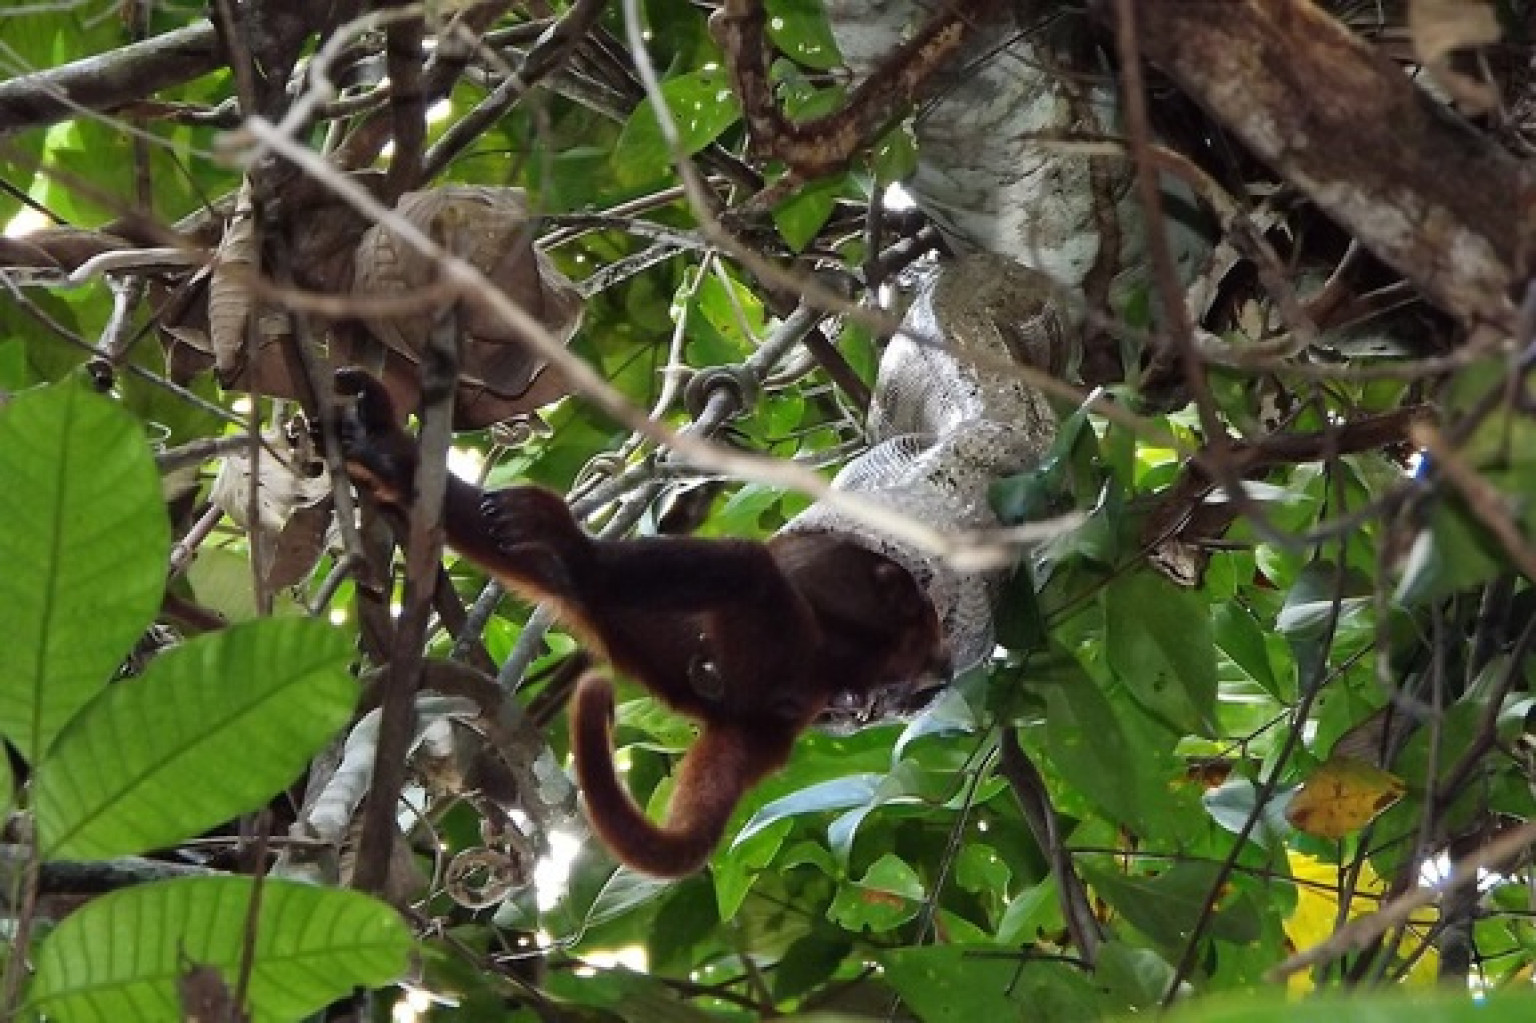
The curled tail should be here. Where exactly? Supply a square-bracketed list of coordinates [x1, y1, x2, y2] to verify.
[571, 673, 787, 878]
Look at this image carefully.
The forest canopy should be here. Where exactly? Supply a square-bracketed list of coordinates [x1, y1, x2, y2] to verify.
[2, 1, 1536, 1021]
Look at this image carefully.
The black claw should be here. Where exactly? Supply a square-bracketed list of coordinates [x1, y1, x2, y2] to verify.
[333, 367, 401, 433]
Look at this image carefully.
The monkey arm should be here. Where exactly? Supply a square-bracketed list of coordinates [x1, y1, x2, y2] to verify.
[336, 366, 813, 617]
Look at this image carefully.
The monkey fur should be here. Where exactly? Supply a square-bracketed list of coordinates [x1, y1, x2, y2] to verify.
[331, 368, 950, 877]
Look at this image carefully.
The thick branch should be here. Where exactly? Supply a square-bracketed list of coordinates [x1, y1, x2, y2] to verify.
[1101, 0, 1527, 330]
[998, 730, 1102, 962]
[1141, 405, 1423, 557]
[715, 0, 999, 179]
[0, 21, 223, 136]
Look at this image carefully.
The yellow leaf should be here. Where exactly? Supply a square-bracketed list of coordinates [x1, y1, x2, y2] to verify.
[1285, 852, 1438, 991]
[1286, 756, 1405, 840]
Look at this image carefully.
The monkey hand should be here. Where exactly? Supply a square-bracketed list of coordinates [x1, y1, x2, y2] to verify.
[331, 367, 420, 508]
[478, 488, 588, 599]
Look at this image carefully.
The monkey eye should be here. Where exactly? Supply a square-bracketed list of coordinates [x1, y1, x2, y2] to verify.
[826, 690, 865, 713]
[687, 655, 725, 699]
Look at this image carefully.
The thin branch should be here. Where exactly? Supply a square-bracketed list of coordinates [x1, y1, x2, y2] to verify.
[243, 116, 1045, 570]
[1270, 819, 1536, 981]
[998, 730, 1102, 962]
[1413, 420, 1536, 584]
[352, 306, 461, 895]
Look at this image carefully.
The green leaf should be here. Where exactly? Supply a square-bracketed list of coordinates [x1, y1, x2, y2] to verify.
[773, 174, 840, 252]
[828, 854, 923, 931]
[996, 878, 1063, 946]
[1096, 940, 1177, 1010]
[581, 869, 674, 932]
[1042, 677, 1194, 839]
[1212, 602, 1281, 699]
[542, 964, 712, 1019]
[613, 68, 742, 185]
[34, 618, 356, 860]
[1080, 861, 1257, 956]
[25, 876, 412, 1023]
[40, 121, 134, 228]
[871, 123, 920, 186]
[0, 747, 12, 819]
[993, 564, 1047, 652]
[1201, 778, 1292, 847]
[736, 773, 884, 846]
[774, 64, 846, 121]
[893, 686, 978, 758]
[1103, 571, 1219, 736]
[0, 379, 167, 762]
[647, 876, 719, 972]
[773, 931, 853, 1001]
[1394, 502, 1502, 606]
[712, 816, 790, 921]
[879, 947, 1105, 1021]
[689, 268, 768, 353]
[0, 340, 31, 393]
[765, 0, 843, 70]
[1164, 990, 1536, 1023]
[117, 343, 223, 449]
[184, 546, 267, 623]
[1275, 560, 1369, 636]
[861, 854, 925, 900]
[954, 843, 1010, 895]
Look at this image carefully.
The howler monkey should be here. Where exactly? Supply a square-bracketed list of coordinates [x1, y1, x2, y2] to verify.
[331, 368, 950, 877]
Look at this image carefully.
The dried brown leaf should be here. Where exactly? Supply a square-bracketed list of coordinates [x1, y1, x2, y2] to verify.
[1409, 0, 1502, 113]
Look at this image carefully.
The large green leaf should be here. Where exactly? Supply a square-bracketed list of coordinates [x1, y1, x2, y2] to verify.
[0, 747, 11, 820]
[1393, 501, 1502, 606]
[1161, 991, 1536, 1023]
[827, 854, 923, 931]
[1041, 658, 1197, 839]
[0, 379, 167, 762]
[879, 947, 1106, 1021]
[1080, 861, 1260, 955]
[612, 67, 742, 185]
[1103, 571, 1219, 736]
[736, 773, 884, 847]
[34, 618, 356, 860]
[1096, 940, 1178, 1010]
[772, 175, 841, 252]
[26, 876, 412, 1023]
[772, 930, 853, 1001]
[1212, 601, 1281, 699]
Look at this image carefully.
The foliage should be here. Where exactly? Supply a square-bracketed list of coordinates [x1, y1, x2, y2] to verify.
[2, 1, 1536, 1022]
[0, 381, 407, 1019]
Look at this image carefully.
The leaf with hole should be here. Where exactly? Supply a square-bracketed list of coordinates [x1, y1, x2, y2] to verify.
[613, 68, 741, 185]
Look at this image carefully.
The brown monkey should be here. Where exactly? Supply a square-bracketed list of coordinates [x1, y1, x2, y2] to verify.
[331, 368, 950, 877]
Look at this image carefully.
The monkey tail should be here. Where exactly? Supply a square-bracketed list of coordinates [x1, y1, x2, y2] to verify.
[571, 672, 785, 878]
